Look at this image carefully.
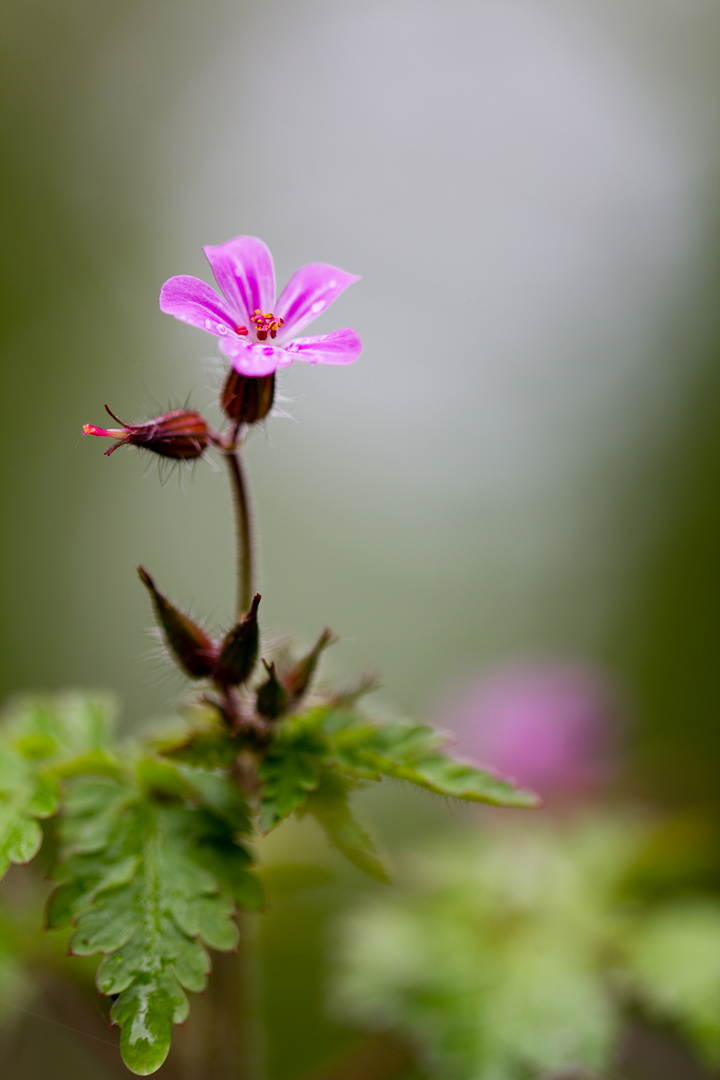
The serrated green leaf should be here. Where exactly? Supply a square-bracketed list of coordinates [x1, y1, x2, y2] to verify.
[159, 728, 242, 770]
[258, 723, 328, 833]
[49, 776, 258, 1074]
[321, 713, 538, 808]
[0, 747, 58, 879]
[112, 979, 181, 1075]
[301, 772, 388, 883]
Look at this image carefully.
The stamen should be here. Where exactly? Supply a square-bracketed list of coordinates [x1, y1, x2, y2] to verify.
[235, 325, 249, 336]
[250, 309, 284, 341]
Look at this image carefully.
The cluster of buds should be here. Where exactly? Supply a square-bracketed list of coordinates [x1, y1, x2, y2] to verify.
[137, 568, 335, 728]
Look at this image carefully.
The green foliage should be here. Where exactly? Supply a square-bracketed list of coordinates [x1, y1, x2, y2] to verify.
[0, 690, 537, 1074]
[331, 817, 720, 1077]
[317, 709, 539, 808]
[48, 771, 259, 1075]
[626, 900, 720, 1064]
[301, 772, 388, 884]
[258, 719, 326, 832]
[0, 691, 117, 880]
[256, 706, 535, 883]
[0, 746, 58, 879]
[259, 707, 536, 832]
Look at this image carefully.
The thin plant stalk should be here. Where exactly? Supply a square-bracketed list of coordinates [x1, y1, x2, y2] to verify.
[226, 446, 254, 616]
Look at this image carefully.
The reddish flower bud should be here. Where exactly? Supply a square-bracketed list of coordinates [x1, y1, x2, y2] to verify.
[220, 370, 275, 425]
[137, 567, 217, 679]
[256, 660, 290, 721]
[215, 594, 261, 687]
[83, 406, 209, 459]
[283, 628, 338, 703]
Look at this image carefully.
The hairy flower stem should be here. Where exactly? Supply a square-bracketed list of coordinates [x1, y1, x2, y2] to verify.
[226, 445, 254, 617]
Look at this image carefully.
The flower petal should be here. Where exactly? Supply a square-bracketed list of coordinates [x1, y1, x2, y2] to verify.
[276, 264, 360, 338]
[159, 275, 239, 337]
[219, 337, 293, 377]
[203, 236, 276, 329]
[283, 328, 362, 366]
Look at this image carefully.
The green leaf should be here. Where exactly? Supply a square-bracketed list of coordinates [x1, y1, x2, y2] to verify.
[0, 691, 121, 880]
[49, 776, 257, 1075]
[3, 690, 117, 759]
[158, 728, 242, 770]
[0, 747, 58, 879]
[321, 712, 539, 808]
[302, 772, 388, 883]
[258, 721, 327, 833]
[625, 900, 720, 1064]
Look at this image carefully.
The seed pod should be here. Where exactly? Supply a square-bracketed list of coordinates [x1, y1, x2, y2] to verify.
[256, 661, 290, 721]
[137, 567, 217, 678]
[215, 594, 261, 686]
[283, 628, 338, 703]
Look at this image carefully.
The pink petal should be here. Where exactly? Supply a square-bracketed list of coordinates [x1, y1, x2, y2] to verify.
[276, 264, 360, 338]
[159, 275, 240, 337]
[219, 337, 293, 377]
[203, 236, 276, 329]
[283, 328, 362, 365]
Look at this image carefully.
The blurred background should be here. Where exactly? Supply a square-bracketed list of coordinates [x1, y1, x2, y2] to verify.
[1, 0, 719, 1077]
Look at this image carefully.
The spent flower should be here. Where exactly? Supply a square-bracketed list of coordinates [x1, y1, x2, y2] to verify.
[83, 407, 209, 459]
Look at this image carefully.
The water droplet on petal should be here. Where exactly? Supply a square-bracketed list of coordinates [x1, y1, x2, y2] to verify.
[311, 300, 326, 314]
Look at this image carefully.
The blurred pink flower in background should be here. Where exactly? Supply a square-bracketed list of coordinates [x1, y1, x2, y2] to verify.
[439, 661, 624, 799]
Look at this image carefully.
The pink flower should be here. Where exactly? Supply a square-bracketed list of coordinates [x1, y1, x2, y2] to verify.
[159, 236, 362, 377]
[439, 661, 623, 798]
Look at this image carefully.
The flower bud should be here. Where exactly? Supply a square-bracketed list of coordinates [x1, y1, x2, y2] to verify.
[221, 370, 275, 425]
[214, 594, 261, 686]
[256, 660, 290, 721]
[283, 628, 337, 703]
[137, 567, 217, 679]
[83, 406, 209, 459]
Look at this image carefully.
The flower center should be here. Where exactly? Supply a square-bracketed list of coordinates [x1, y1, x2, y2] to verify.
[250, 310, 284, 341]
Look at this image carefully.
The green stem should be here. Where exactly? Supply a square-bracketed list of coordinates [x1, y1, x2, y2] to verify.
[226, 447, 254, 617]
